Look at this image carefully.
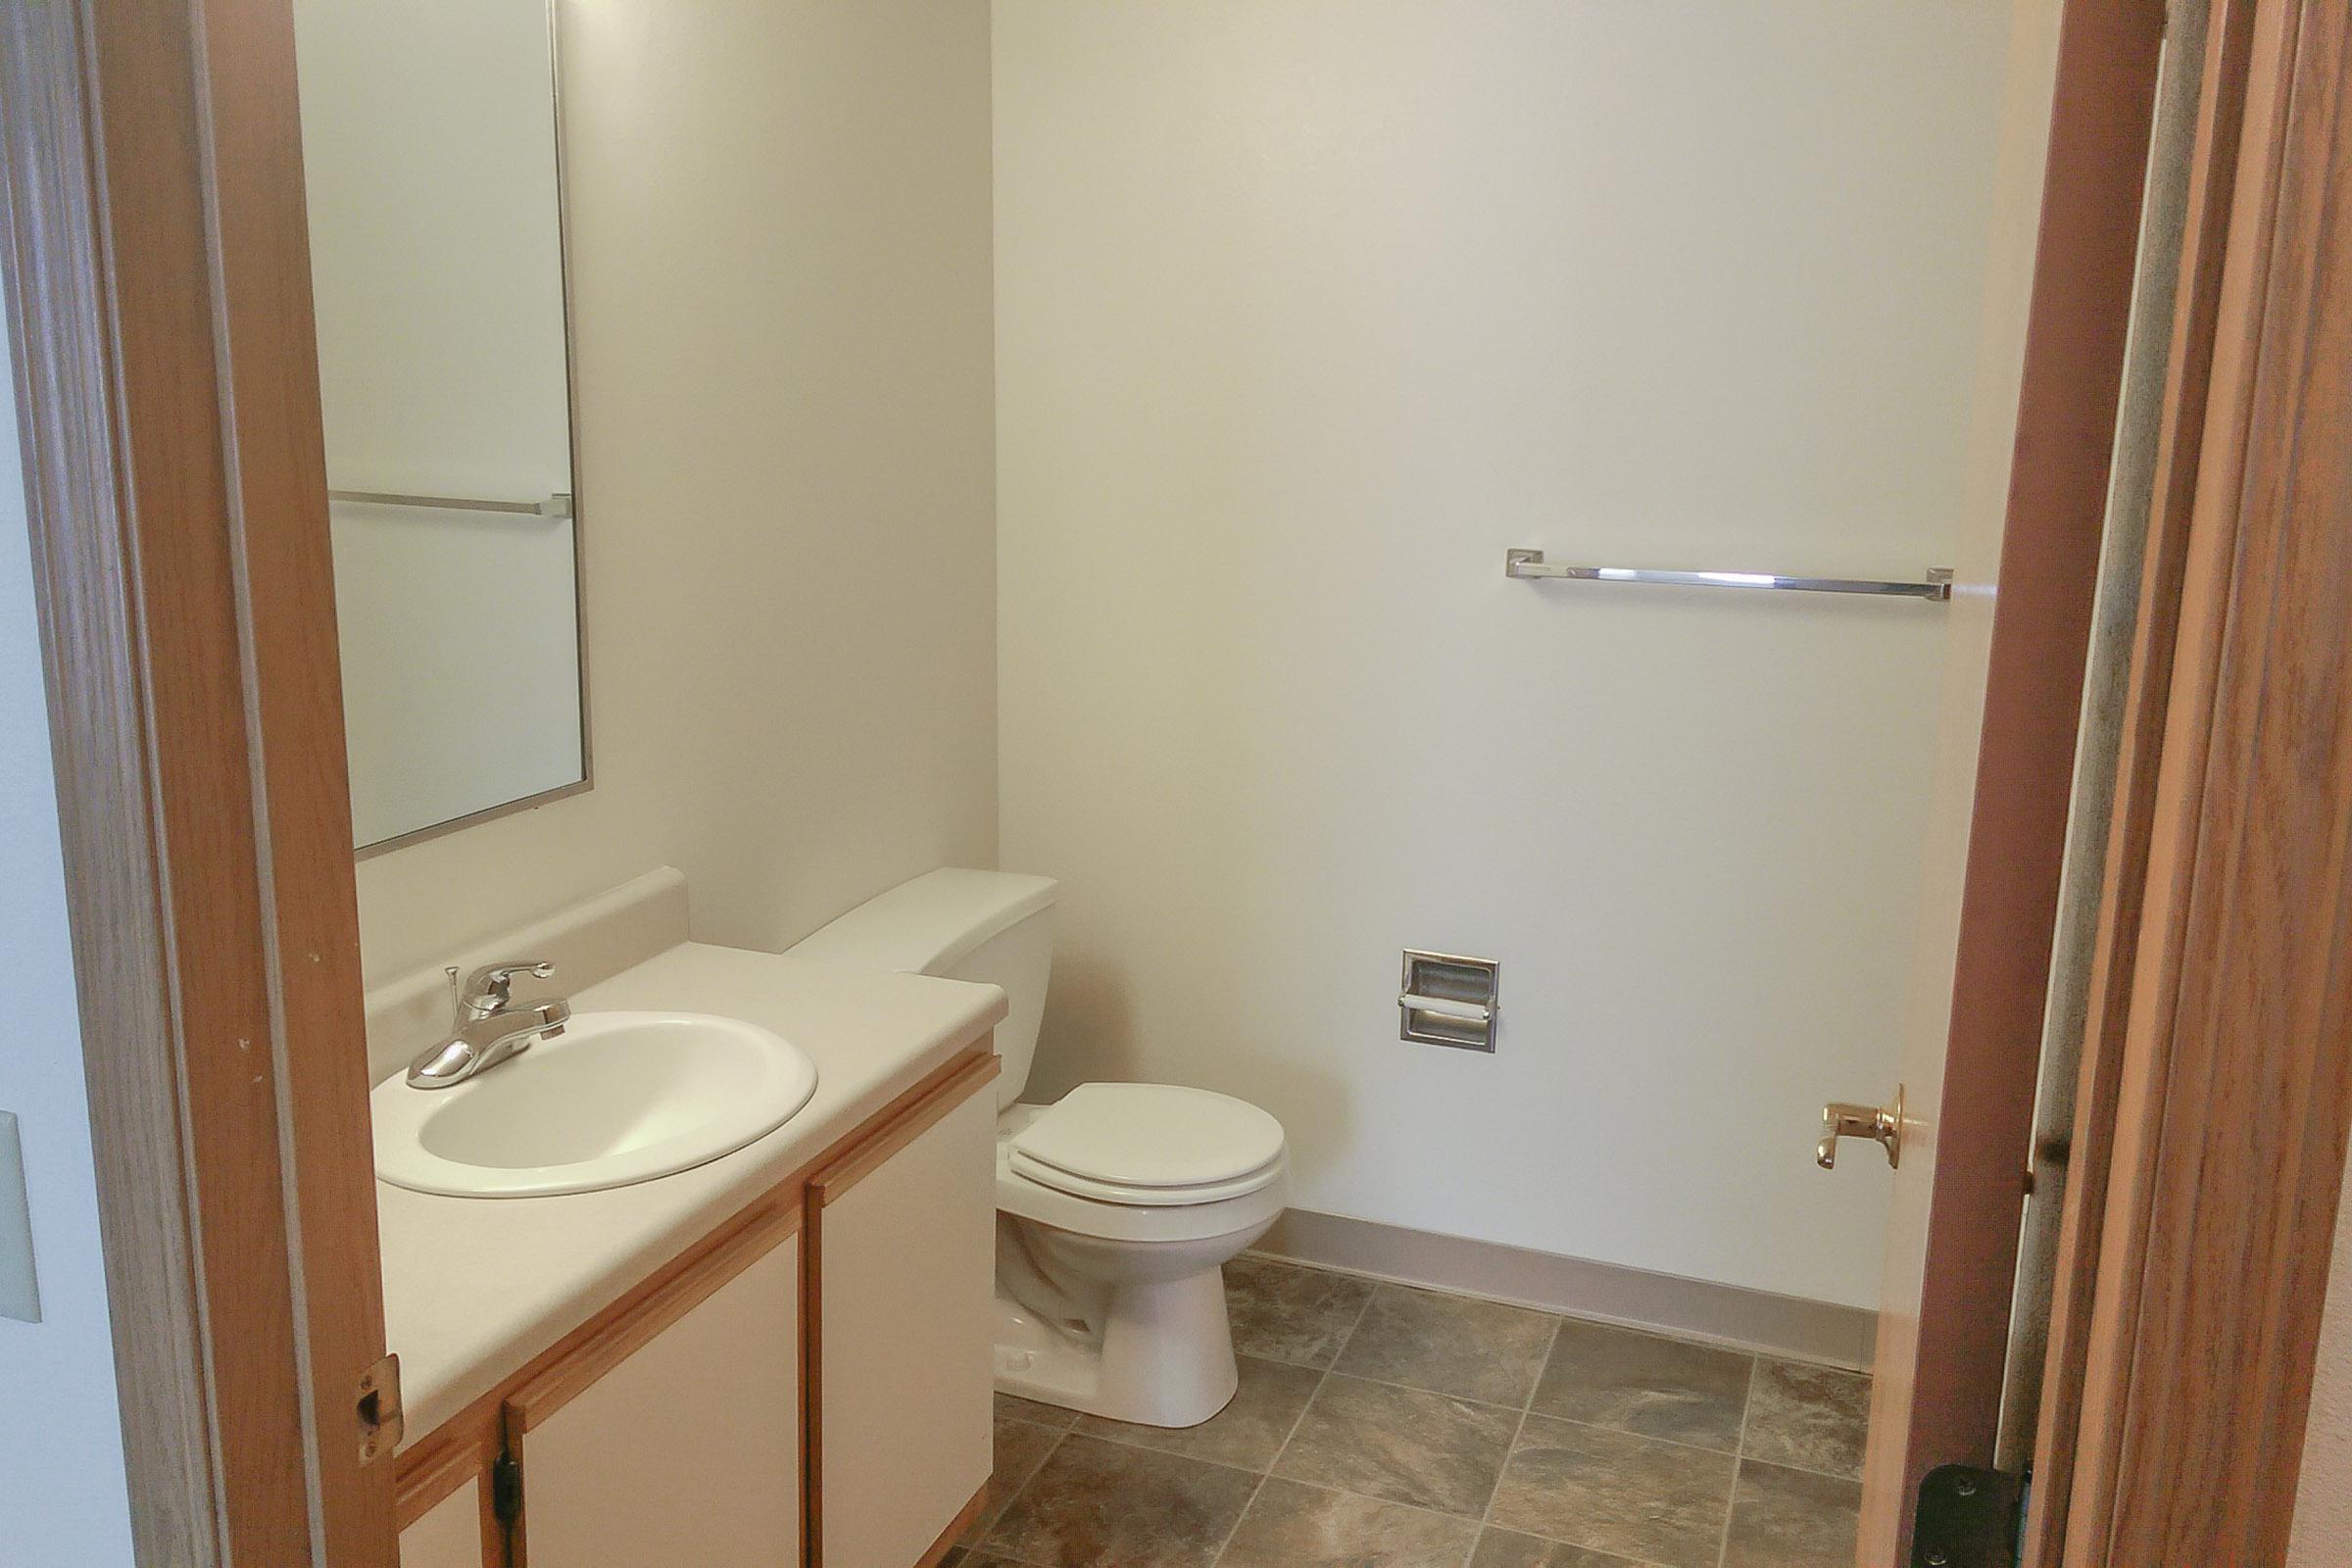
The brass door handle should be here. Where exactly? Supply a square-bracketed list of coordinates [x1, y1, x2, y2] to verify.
[1818, 1087, 1904, 1170]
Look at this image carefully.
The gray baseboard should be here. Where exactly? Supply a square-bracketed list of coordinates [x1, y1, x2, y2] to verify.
[1251, 1208, 1877, 1372]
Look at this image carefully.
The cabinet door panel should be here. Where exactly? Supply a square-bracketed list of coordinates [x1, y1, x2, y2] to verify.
[814, 1077, 995, 1568]
[398, 1478, 486, 1568]
[514, 1232, 801, 1567]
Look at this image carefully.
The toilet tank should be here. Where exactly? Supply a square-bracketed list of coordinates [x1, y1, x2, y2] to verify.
[786, 868, 1057, 1109]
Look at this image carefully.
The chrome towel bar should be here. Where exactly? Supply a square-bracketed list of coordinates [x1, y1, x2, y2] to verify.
[1506, 550, 1952, 602]
[329, 489, 573, 519]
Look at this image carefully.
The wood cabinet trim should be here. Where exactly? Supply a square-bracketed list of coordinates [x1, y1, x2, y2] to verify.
[915, 1483, 988, 1568]
[390, 1029, 998, 1568]
[4, 0, 396, 1558]
[804, 1044, 999, 1568]
[392, 1026, 995, 1496]
[505, 1200, 802, 1436]
[394, 1431, 492, 1532]
[813, 1052, 1002, 1205]
[478, 1464, 503, 1568]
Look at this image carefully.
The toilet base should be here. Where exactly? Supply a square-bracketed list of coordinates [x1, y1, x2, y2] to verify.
[991, 1265, 1240, 1429]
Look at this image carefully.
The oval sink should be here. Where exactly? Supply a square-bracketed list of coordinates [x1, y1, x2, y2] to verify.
[372, 1010, 817, 1198]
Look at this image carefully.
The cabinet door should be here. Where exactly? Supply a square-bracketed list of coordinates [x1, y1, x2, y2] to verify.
[810, 1056, 998, 1568]
[398, 1476, 488, 1568]
[508, 1211, 801, 1568]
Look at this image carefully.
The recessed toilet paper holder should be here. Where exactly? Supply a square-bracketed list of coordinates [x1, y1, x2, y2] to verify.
[1399, 951, 1499, 1052]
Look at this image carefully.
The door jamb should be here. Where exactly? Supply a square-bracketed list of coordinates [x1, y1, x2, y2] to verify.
[2029, 0, 2352, 1559]
[0, 0, 394, 1561]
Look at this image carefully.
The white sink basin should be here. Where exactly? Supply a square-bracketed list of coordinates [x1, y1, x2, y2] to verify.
[371, 1010, 818, 1198]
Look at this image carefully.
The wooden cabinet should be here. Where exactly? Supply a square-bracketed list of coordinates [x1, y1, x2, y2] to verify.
[506, 1209, 802, 1568]
[394, 1042, 1000, 1568]
[398, 1477, 488, 1568]
[808, 1058, 998, 1568]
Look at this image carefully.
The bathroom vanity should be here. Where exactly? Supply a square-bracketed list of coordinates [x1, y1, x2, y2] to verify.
[371, 906, 1006, 1568]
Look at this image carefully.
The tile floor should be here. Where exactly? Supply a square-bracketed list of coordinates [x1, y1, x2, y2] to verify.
[946, 1256, 1868, 1568]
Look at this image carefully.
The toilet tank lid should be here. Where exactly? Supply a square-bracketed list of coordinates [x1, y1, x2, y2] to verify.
[788, 868, 1059, 975]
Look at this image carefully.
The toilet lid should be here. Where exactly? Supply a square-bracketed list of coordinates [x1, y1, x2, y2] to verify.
[1009, 1083, 1286, 1203]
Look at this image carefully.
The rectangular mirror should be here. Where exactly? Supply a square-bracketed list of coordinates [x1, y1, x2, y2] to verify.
[293, 0, 588, 853]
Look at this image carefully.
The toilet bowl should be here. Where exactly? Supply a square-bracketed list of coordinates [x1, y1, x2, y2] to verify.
[789, 869, 1288, 1428]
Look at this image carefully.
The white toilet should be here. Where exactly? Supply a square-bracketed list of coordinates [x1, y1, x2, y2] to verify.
[790, 868, 1287, 1429]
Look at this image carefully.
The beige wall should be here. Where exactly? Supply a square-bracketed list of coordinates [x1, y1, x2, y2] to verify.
[994, 0, 2018, 1308]
[354, 0, 998, 980]
[2294, 1155, 2352, 1563]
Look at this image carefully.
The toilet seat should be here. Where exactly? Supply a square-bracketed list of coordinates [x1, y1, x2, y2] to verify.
[1008, 1083, 1287, 1207]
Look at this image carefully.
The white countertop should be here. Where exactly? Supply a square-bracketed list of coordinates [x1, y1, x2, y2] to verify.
[375, 940, 1006, 1445]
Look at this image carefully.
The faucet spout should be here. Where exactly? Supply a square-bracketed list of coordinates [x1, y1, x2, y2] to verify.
[406, 998, 570, 1088]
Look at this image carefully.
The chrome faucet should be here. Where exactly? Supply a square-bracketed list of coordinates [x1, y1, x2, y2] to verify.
[405, 960, 571, 1089]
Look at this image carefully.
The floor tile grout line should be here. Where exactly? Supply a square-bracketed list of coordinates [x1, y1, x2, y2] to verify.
[1458, 1296, 1558, 1568]
[1230, 1471, 1494, 1525]
[1210, 1361, 1331, 1567]
[1327, 1278, 1382, 1364]
[1522, 1312, 1557, 1414]
[1205, 1471, 1272, 1567]
[973, 1423, 1070, 1561]
[1253, 1252, 1873, 1378]
[1716, 1358, 1761, 1568]
[1480, 1313, 1560, 1532]
[996, 1259, 1855, 1566]
[1500, 1394, 1859, 1481]
[1047, 1390, 1866, 1538]
[1205, 1264, 1377, 1563]
[1482, 1402, 1536, 1530]
[1304, 1365, 1547, 1419]
[1266, 1267, 1860, 1455]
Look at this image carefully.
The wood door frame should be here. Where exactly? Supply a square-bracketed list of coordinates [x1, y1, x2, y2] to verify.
[2027, 0, 2352, 1559]
[1861, 0, 2170, 1555]
[9, 0, 2349, 1564]
[0, 0, 393, 1563]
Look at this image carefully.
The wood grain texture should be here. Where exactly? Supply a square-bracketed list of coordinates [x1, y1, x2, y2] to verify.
[811, 1084, 996, 1568]
[395, 1433, 494, 1532]
[505, 1202, 802, 1433]
[916, 1484, 989, 1568]
[1857, 1, 2167, 1558]
[390, 1034, 998, 1566]
[2019, 1, 2260, 1559]
[396, 1481, 488, 1568]
[811, 1052, 1001, 1203]
[0, 3, 220, 1559]
[190, 0, 397, 1553]
[508, 1238, 803, 1568]
[1, 0, 393, 1560]
[2057, 1, 2352, 1559]
[804, 1042, 1000, 1568]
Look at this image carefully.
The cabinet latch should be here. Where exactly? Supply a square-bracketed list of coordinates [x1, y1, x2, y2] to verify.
[492, 1451, 523, 1528]
[356, 1352, 403, 1464]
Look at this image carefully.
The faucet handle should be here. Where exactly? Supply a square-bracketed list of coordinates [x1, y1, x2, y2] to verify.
[459, 959, 556, 1019]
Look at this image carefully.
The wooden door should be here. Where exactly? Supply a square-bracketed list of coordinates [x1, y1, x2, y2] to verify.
[807, 1054, 998, 1568]
[0, 0, 397, 1561]
[1853, 0, 2167, 1559]
[2021, 0, 2352, 1558]
[506, 1209, 804, 1568]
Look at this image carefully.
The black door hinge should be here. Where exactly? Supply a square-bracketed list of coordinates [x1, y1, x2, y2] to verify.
[491, 1451, 523, 1529]
[1912, 1464, 2022, 1567]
